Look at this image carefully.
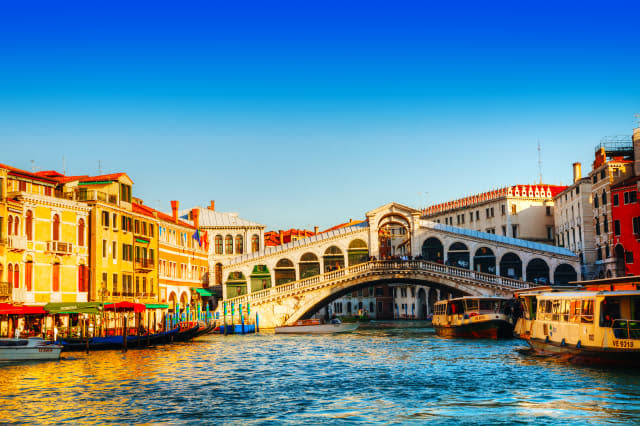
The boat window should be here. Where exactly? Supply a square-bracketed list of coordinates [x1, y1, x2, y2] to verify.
[552, 300, 561, 322]
[465, 299, 479, 312]
[581, 300, 594, 323]
[562, 300, 570, 322]
[600, 299, 621, 327]
[569, 300, 581, 323]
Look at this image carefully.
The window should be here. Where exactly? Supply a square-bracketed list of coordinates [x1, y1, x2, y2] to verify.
[603, 215, 609, 233]
[102, 240, 107, 257]
[52, 214, 60, 241]
[122, 244, 133, 261]
[112, 241, 117, 260]
[597, 246, 602, 260]
[78, 218, 85, 246]
[52, 263, 60, 292]
[511, 204, 517, 215]
[602, 191, 607, 205]
[595, 218, 600, 235]
[7, 216, 12, 236]
[614, 220, 621, 236]
[251, 234, 259, 252]
[113, 273, 118, 295]
[13, 264, 19, 289]
[546, 206, 551, 216]
[633, 217, 640, 235]
[490, 207, 494, 217]
[101, 210, 110, 227]
[547, 226, 553, 241]
[512, 225, 518, 238]
[501, 205, 506, 216]
[77, 264, 88, 292]
[502, 225, 507, 236]
[215, 235, 223, 254]
[25, 261, 33, 292]
[225, 235, 233, 254]
[605, 244, 610, 258]
[594, 195, 599, 208]
[592, 175, 597, 184]
[134, 220, 140, 234]
[613, 193, 619, 206]
[600, 169, 605, 179]
[149, 224, 154, 237]
[470, 212, 474, 222]
[25, 210, 33, 240]
[235, 235, 244, 254]
[113, 213, 118, 230]
[476, 211, 480, 220]
[120, 183, 132, 203]
[19, 181, 26, 191]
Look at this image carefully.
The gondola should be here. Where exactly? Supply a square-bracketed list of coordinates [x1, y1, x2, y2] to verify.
[58, 327, 180, 351]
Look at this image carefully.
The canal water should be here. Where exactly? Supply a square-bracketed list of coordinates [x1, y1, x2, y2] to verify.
[2, 327, 640, 424]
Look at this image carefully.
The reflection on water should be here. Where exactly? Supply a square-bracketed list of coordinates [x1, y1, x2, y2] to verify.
[1, 327, 640, 424]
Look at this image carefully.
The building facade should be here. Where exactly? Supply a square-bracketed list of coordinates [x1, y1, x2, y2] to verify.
[179, 201, 266, 299]
[588, 137, 635, 278]
[422, 184, 566, 246]
[553, 163, 597, 279]
[153, 201, 210, 311]
[0, 165, 90, 306]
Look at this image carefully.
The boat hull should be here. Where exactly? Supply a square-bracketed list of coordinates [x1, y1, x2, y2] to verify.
[0, 338, 62, 361]
[525, 337, 640, 367]
[434, 319, 514, 339]
[275, 323, 359, 334]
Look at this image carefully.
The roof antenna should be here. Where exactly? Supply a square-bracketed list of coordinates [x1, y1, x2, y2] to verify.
[30, 160, 36, 173]
[537, 140, 543, 184]
[62, 156, 66, 176]
[98, 160, 103, 175]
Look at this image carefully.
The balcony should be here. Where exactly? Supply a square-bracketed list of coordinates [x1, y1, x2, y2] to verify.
[75, 189, 118, 205]
[7, 235, 27, 251]
[47, 241, 73, 255]
[11, 287, 26, 304]
[0, 282, 10, 300]
[134, 258, 155, 272]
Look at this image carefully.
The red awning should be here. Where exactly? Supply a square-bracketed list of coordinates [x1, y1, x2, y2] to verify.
[0, 303, 47, 315]
[104, 301, 146, 313]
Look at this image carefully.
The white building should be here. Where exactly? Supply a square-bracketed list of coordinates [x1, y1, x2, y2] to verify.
[422, 184, 567, 245]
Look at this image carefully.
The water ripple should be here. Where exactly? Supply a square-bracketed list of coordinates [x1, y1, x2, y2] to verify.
[1, 329, 640, 424]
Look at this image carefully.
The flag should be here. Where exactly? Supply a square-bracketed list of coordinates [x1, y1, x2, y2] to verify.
[192, 229, 201, 246]
[202, 231, 209, 251]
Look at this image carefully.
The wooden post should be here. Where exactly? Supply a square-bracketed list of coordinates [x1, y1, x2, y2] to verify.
[123, 316, 128, 352]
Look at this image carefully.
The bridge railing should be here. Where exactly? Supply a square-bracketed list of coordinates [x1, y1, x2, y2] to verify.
[223, 260, 531, 306]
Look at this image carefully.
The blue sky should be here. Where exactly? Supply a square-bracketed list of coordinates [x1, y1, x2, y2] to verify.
[1, 1, 639, 230]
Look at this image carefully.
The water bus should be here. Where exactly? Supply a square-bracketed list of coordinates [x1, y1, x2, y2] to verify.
[515, 278, 640, 366]
[432, 296, 515, 339]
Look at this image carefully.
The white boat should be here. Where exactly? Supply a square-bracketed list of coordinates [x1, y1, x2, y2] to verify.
[0, 338, 63, 361]
[432, 296, 515, 339]
[275, 319, 359, 334]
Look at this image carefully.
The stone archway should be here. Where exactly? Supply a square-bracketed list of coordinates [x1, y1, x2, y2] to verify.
[526, 258, 550, 284]
[473, 247, 496, 274]
[422, 237, 444, 263]
[500, 252, 522, 280]
[554, 264, 577, 284]
[447, 242, 470, 269]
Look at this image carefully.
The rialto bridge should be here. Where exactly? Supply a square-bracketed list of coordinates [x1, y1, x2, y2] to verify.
[218, 203, 580, 328]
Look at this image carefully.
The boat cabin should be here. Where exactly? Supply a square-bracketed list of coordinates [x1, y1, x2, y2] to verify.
[434, 297, 509, 318]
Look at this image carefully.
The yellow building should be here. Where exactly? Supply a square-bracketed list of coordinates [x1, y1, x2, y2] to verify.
[0, 165, 90, 306]
[53, 173, 159, 305]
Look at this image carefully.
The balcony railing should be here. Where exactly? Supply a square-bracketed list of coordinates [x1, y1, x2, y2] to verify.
[47, 241, 73, 255]
[7, 235, 27, 251]
[75, 189, 118, 205]
[134, 258, 155, 270]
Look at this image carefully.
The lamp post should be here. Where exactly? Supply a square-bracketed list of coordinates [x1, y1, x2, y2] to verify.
[99, 281, 107, 337]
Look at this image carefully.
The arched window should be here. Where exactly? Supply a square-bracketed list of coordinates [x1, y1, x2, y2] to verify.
[13, 264, 19, 289]
[7, 216, 12, 236]
[299, 252, 320, 279]
[251, 234, 260, 252]
[14, 216, 19, 236]
[235, 235, 244, 255]
[23, 260, 32, 292]
[225, 235, 233, 254]
[53, 214, 60, 241]
[78, 218, 85, 246]
[26, 211, 33, 240]
[215, 263, 223, 285]
[275, 259, 296, 285]
[52, 262, 60, 292]
[215, 235, 223, 255]
[7, 264, 13, 287]
[323, 246, 345, 272]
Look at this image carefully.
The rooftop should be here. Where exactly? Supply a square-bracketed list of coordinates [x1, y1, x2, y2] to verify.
[179, 207, 264, 229]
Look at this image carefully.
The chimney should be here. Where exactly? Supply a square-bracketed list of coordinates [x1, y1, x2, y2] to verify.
[572, 162, 582, 183]
[634, 126, 640, 176]
[209, 200, 215, 211]
[191, 208, 200, 229]
[170, 200, 179, 223]
[279, 230, 284, 244]
[314, 226, 318, 234]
